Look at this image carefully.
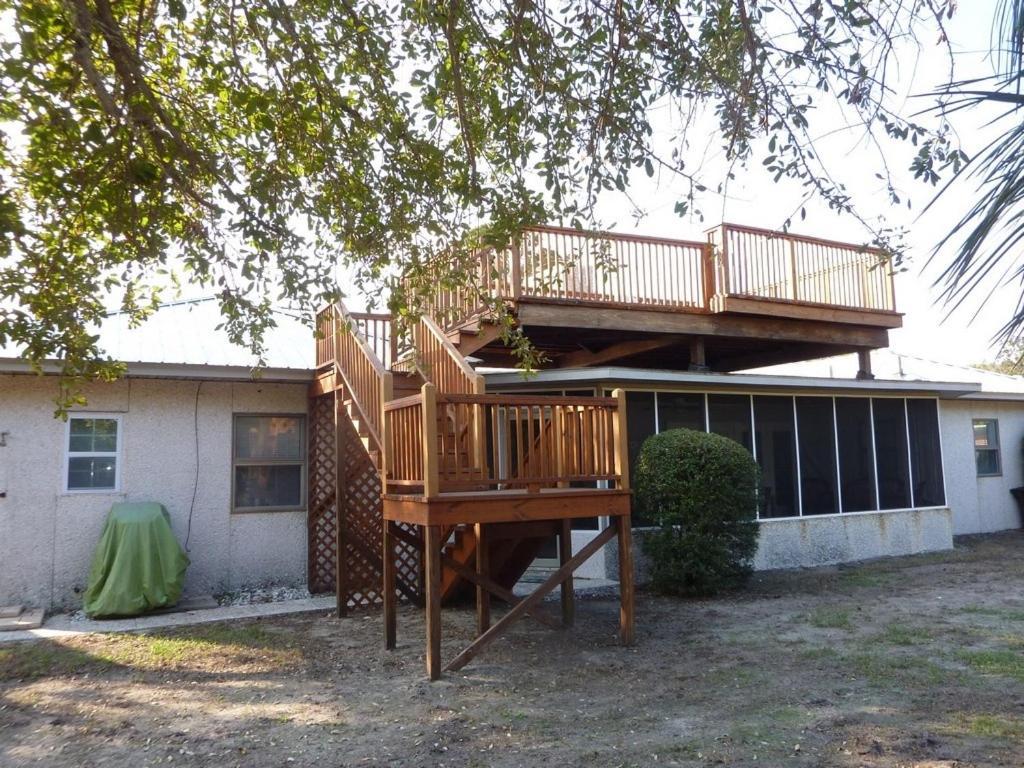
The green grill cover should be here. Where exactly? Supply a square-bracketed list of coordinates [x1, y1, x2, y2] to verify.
[83, 502, 190, 618]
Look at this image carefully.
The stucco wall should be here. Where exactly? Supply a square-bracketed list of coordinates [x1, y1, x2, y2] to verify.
[0, 375, 309, 611]
[606, 508, 954, 580]
[940, 399, 1024, 535]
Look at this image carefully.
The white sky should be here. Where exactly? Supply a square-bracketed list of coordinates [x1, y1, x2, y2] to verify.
[583, 1, 1016, 366]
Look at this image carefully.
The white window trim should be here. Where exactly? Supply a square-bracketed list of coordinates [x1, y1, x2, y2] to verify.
[63, 412, 123, 493]
[973, 418, 1002, 478]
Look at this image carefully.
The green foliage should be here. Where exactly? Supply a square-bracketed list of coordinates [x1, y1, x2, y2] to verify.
[634, 428, 759, 596]
[0, 1, 963, 407]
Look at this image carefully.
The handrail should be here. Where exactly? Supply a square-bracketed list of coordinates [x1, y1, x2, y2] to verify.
[708, 223, 896, 313]
[420, 222, 899, 333]
[331, 300, 393, 453]
[384, 387, 629, 496]
[407, 314, 486, 396]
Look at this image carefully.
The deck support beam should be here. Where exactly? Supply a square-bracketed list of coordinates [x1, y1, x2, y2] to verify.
[857, 349, 874, 380]
[383, 520, 397, 650]
[424, 525, 442, 681]
[559, 519, 575, 628]
[475, 523, 490, 635]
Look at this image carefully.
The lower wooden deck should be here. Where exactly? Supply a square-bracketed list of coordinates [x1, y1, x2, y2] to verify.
[382, 487, 632, 527]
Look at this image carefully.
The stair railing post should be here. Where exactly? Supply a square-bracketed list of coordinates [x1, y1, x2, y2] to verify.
[472, 374, 487, 477]
[380, 371, 394, 494]
[611, 389, 630, 492]
[510, 240, 523, 299]
[421, 382, 439, 497]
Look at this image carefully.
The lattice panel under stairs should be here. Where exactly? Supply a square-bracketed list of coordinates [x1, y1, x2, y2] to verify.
[308, 392, 421, 607]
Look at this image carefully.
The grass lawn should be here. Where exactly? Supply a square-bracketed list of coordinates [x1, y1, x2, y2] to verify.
[2, 531, 1024, 767]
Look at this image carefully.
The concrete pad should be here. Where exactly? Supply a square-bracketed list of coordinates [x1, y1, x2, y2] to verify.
[0, 605, 23, 618]
[0, 596, 336, 644]
[0, 608, 43, 631]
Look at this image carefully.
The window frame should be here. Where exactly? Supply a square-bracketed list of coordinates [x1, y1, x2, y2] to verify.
[63, 412, 123, 493]
[231, 413, 307, 514]
[973, 418, 1002, 478]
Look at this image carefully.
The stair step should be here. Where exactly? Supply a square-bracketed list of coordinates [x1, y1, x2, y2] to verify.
[0, 608, 43, 632]
[0, 605, 23, 619]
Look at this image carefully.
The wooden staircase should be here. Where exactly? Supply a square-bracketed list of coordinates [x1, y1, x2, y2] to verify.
[314, 303, 569, 605]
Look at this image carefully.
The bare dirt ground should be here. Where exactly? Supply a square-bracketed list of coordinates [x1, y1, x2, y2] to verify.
[3, 532, 1024, 768]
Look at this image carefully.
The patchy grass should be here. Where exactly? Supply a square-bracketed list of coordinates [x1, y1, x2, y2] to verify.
[807, 606, 853, 630]
[943, 712, 1024, 740]
[0, 623, 300, 681]
[960, 605, 1024, 622]
[958, 650, 1024, 681]
[836, 570, 893, 589]
[866, 621, 934, 647]
[847, 652, 951, 687]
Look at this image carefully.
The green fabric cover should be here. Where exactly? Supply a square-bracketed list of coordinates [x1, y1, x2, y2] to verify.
[83, 502, 190, 618]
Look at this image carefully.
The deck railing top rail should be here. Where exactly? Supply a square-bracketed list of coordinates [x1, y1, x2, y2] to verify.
[421, 222, 897, 332]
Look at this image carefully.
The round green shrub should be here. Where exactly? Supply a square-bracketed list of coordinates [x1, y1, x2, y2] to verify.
[634, 428, 760, 596]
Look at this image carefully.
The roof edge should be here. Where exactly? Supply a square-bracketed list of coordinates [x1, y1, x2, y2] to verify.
[0, 357, 314, 383]
[482, 365, 982, 397]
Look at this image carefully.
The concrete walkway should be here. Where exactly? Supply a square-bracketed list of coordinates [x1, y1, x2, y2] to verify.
[0, 577, 621, 645]
[0, 596, 336, 644]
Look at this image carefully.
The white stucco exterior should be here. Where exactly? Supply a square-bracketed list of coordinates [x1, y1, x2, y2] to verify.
[0, 374, 310, 611]
[940, 398, 1024, 535]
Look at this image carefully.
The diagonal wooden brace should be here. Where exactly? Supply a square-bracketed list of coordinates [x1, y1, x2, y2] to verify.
[390, 523, 561, 630]
[445, 523, 618, 672]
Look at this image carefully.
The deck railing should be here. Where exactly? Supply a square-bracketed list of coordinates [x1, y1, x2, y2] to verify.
[421, 223, 897, 331]
[707, 223, 896, 312]
[394, 314, 486, 396]
[316, 302, 393, 451]
[384, 387, 629, 496]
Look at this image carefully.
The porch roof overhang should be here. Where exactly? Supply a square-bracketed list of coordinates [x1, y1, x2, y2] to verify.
[483, 365, 982, 399]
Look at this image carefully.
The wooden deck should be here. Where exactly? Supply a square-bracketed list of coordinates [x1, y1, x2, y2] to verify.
[312, 220, 903, 678]
[420, 223, 901, 372]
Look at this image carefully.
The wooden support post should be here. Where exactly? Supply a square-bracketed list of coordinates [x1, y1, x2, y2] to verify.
[615, 514, 635, 646]
[612, 389, 630, 492]
[383, 520, 397, 650]
[559, 519, 575, 628]
[422, 382, 439, 497]
[688, 336, 707, 371]
[424, 524, 442, 680]
[857, 349, 874, 380]
[475, 523, 490, 635]
[334, 390, 348, 618]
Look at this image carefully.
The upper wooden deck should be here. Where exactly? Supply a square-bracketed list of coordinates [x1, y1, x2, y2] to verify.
[423, 223, 900, 371]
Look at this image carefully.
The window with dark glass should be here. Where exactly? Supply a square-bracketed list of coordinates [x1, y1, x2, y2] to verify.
[835, 397, 877, 512]
[753, 396, 799, 518]
[907, 399, 946, 506]
[233, 415, 306, 511]
[973, 419, 1001, 477]
[625, 391, 657, 524]
[707, 394, 753, 454]
[657, 392, 706, 432]
[872, 398, 911, 510]
[795, 397, 839, 515]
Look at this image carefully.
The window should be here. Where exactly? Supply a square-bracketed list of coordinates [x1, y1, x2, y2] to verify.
[233, 415, 306, 511]
[908, 399, 946, 506]
[835, 397, 878, 513]
[65, 414, 121, 491]
[658, 392, 706, 431]
[873, 398, 911, 510]
[625, 392, 657, 525]
[753, 396, 799, 518]
[707, 394, 753, 454]
[796, 397, 840, 516]
[974, 419, 1001, 477]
